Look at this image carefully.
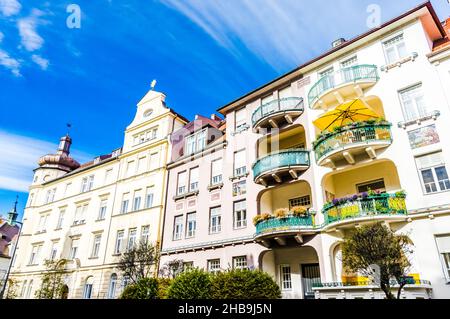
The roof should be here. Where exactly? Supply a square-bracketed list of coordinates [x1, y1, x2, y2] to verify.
[217, 1, 446, 115]
[432, 18, 450, 51]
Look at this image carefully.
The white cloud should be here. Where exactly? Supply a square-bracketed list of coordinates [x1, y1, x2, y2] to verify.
[17, 9, 45, 52]
[31, 54, 49, 70]
[0, 49, 21, 76]
[0, 0, 21, 17]
[0, 130, 94, 192]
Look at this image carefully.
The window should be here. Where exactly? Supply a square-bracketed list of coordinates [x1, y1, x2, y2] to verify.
[83, 277, 94, 299]
[177, 171, 187, 195]
[211, 159, 223, 185]
[232, 180, 246, 196]
[25, 280, 33, 299]
[137, 157, 147, 173]
[173, 216, 183, 240]
[21, 280, 27, 297]
[28, 244, 42, 265]
[288, 195, 311, 209]
[209, 207, 221, 234]
[383, 33, 407, 64]
[45, 188, 56, 204]
[319, 67, 335, 90]
[114, 231, 124, 254]
[37, 214, 48, 233]
[141, 225, 150, 244]
[127, 229, 137, 251]
[108, 274, 118, 299]
[356, 179, 386, 194]
[122, 276, 131, 290]
[104, 169, 113, 184]
[91, 234, 102, 258]
[73, 204, 88, 225]
[133, 191, 142, 211]
[189, 167, 199, 192]
[416, 152, 450, 194]
[69, 238, 79, 260]
[27, 193, 34, 207]
[207, 259, 221, 273]
[235, 108, 247, 130]
[150, 153, 159, 170]
[399, 84, 427, 122]
[56, 209, 65, 229]
[234, 150, 246, 176]
[435, 235, 450, 282]
[185, 129, 207, 155]
[340, 56, 358, 68]
[63, 183, 72, 197]
[98, 200, 107, 220]
[145, 187, 154, 208]
[183, 262, 194, 271]
[81, 175, 94, 193]
[120, 194, 130, 214]
[233, 256, 248, 270]
[126, 160, 135, 177]
[50, 242, 58, 260]
[233, 200, 247, 229]
[186, 213, 196, 238]
[280, 265, 292, 290]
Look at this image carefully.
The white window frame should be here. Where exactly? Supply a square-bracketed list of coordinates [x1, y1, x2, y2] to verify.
[69, 239, 79, 260]
[189, 167, 199, 192]
[173, 215, 183, 241]
[235, 108, 247, 130]
[211, 158, 223, 185]
[91, 234, 102, 258]
[280, 264, 292, 291]
[145, 187, 154, 208]
[233, 200, 247, 229]
[186, 212, 196, 238]
[141, 225, 150, 244]
[177, 171, 187, 196]
[382, 33, 408, 65]
[209, 207, 222, 234]
[185, 129, 207, 155]
[207, 259, 221, 273]
[399, 84, 428, 122]
[234, 149, 247, 177]
[98, 200, 107, 220]
[127, 229, 137, 251]
[233, 256, 248, 270]
[114, 231, 124, 254]
[416, 152, 450, 194]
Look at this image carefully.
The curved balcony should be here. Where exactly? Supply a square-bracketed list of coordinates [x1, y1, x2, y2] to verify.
[252, 97, 304, 132]
[322, 193, 407, 230]
[313, 123, 392, 167]
[254, 214, 315, 246]
[308, 65, 379, 110]
[253, 149, 310, 187]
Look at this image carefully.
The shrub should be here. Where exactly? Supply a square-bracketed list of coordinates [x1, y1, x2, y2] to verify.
[211, 269, 281, 299]
[291, 206, 307, 217]
[120, 277, 159, 299]
[253, 215, 263, 226]
[167, 268, 212, 299]
[157, 278, 172, 299]
[274, 208, 288, 218]
[261, 213, 272, 221]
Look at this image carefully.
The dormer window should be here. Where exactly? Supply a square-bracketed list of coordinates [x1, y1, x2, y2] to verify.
[186, 129, 207, 155]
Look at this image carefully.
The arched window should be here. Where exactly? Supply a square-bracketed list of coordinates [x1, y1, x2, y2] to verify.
[25, 280, 33, 299]
[107, 273, 117, 299]
[83, 276, 94, 299]
[20, 280, 27, 298]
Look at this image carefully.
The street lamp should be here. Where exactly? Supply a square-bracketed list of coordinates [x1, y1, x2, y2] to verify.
[0, 220, 23, 299]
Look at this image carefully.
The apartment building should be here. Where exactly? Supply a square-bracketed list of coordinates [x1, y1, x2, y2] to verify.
[9, 89, 187, 299]
[160, 2, 450, 299]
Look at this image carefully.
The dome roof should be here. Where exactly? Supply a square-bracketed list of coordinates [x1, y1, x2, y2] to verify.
[38, 134, 80, 172]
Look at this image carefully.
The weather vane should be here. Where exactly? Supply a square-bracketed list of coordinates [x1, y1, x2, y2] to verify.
[66, 123, 72, 135]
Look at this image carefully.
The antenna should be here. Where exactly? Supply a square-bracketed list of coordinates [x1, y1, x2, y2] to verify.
[150, 79, 157, 91]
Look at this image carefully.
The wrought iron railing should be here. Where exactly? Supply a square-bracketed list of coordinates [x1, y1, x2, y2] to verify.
[313, 124, 392, 162]
[308, 64, 379, 108]
[252, 149, 310, 179]
[252, 97, 304, 127]
[323, 194, 407, 225]
[255, 214, 314, 236]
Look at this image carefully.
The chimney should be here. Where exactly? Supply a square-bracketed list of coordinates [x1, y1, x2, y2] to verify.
[332, 38, 346, 48]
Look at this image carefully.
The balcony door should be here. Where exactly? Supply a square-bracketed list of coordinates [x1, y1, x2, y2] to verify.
[301, 263, 321, 299]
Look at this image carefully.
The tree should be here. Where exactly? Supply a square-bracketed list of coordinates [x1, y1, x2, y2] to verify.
[119, 277, 159, 299]
[167, 268, 212, 299]
[211, 269, 281, 299]
[117, 241, 159, 284]
[5, 278, 18, 299]
[35, 259, 68, 299]
[342, 222, 413, 299]
[159, 259, 185, 279]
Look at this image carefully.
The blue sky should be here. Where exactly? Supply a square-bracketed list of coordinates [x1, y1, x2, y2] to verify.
[0, 0, 448, 219]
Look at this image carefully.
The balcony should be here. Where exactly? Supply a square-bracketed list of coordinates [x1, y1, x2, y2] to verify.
[254, 212, 315, 247]
[252, 149, 310, 187]
[313, 122, 392, 167]
[322, 192, 407, 230]
[308, 65, 379, 110]
[252, 97, 304, 132]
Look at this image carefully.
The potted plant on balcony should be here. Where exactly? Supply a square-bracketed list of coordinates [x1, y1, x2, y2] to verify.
[274, 208, 288, 219]
[291, 206, 308, 217]
[253, 215, 263, 226]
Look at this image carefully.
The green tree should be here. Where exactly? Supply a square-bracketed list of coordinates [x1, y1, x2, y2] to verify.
[342, 222, 413, 299]
[5, 278, 18, 299]
[35, 259, 68, 299]
[167, 268, 212, 299]
[211, 269, 281, 299]
[119, 277, 158, 299]
[117, 241, 159, 284]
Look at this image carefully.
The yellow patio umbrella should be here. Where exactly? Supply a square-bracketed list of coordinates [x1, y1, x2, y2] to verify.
[313, 99, 382, 131]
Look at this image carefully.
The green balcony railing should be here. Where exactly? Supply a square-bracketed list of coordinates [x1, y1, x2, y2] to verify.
[252, 149, 310, 179]
[308, 64, 379, 108]
[313, 124, 392, 163]
[313, 279, 431, 288]
[252, 97, 304, 127]
[323, 194, 407, 225]
[255, 214, 314, 236]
